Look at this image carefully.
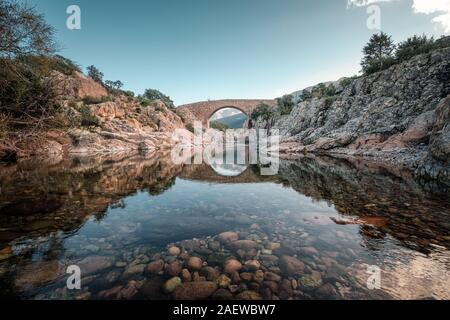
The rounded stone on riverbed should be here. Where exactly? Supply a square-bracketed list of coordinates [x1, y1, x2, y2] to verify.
[279, 255, 305, 276]
[163, 277, 181, 293]
[240, 272, 253, 282]
[232, 240, 258, 251]
[217, 231, 239, 243]
[208, 241, 221, 251]
[187, 257, 203, 270]
[254, 270, 264, 283]
[236, 290, 262, 300]
[200, 266, 220, 281]
[165, 260, 182, 276]
[173, 281, 218, 300]
[264, 272, 281, 282]
[212, 288, 234, 300]
[266, 242, 281, 251]
[299, 275, 322, 291]
[223, 259, 242, 274]
[216, 274, 231, 288]
[147, 259, 164, 274]
[168, 246, 181, 256]
[181, 268, 191, 282]
[244, 260, 260, 271]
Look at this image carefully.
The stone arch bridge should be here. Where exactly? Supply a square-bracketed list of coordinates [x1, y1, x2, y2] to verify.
[177, 99, 277, 128]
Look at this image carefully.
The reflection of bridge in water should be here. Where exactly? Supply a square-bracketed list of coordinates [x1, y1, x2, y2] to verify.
[179, 162, 276, 184]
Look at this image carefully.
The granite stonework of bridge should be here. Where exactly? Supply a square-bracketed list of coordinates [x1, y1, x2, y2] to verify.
[177, 99, 277, 128]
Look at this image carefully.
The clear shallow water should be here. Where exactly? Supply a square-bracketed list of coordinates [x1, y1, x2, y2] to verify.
[0, 151, 449, 300]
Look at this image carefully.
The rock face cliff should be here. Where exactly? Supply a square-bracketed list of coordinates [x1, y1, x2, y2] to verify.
[15, 72, 188, 158]
[252, 47, 450, 181]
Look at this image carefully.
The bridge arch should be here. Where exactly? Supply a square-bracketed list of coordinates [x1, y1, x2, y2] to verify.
[177, 99, 277, 129]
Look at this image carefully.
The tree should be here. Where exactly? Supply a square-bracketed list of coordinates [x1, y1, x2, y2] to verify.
[104, 80, 124, 91]
[0, 1, 59, 121]
[87, 65, 104, 84]
[395, 35, 435, 62]
[361, 32, 396, 75]
[251, 103, 273, 121]
[276, 94, 295, 115]
[210, 121, 230, 132]
[0, 0, 57, 58]
[142, 89, 174, 108]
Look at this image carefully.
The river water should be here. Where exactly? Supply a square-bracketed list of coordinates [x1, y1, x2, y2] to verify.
[0, 150, 449, 300]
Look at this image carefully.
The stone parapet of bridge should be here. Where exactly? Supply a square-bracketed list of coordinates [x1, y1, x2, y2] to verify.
[177, 99, 277, 128]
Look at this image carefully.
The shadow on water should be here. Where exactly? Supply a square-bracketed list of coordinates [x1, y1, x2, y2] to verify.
[0, 150, 449, 299]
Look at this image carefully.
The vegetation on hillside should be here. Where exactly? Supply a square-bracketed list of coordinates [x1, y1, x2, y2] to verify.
[213, 113, 248, 129]
[210, 121, 230, 132]
[0, 0, 61, 158]
[276, 95, 295, 115]
[361, 32, 450, 75]
[138, 89, 175, 109]
[250, 103, 273, 121]
[249, 33, 449, 124]
[0, 1, 180, 160]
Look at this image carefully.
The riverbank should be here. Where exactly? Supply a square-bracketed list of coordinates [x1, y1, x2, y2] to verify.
[253, 46, 450, 185]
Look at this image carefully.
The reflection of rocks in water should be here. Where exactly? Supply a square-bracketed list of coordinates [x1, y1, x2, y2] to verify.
[350, 247, 450, 300]
[0, 201, 62, 216]
[0, 151, 185, 297]
[0, 151, 449, 300]
[0, 151, 183, 247]
[276, 156, 450, 252]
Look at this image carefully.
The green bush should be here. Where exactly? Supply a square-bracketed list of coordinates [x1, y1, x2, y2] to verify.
[80, 105, 99, 127]
[51, 55, 81, 75]
[303, 83, 337, 100]
[186, 123, 195, 133]
[81, 95, 112, 105]
[0, 58, 59, 120]
[251, 103, 273, 121]
[360, 33, 450, 75]
[87, 65, 104, 84]
[276, 95, 295, 115]
[210, 121, 230, 132]
[340, 76, 358, 88]
[324, 96, 335, 107]
[395, 35, 450, 62]
[362, 56, 396, 75]
[122, 90, 135, 98]
[155, 105, 165, 113]
[396, 35, 434, 61]
[18, 55, 81, 76]
[299, 90, 312, 101]
[67, 100, 78, 109]
[142, 89, 175, 109]
[139, 99, 151, 107]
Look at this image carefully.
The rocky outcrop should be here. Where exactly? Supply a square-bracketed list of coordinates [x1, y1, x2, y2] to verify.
[1, 70, 191, 160]
[430, 95, 450, 162]
[54, 71, 109, 100]
[65, 97, 188, 154]
[252, 47, 450, 181]
[24, 94, 190, 158]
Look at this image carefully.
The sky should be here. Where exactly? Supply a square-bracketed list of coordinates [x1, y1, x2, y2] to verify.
[27, 0, 450, 105]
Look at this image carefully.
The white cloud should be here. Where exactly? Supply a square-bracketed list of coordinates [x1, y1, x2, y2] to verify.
[210, 108, 242, 120]
[347, 0, 397, 7]
[347, 0, 450, 33]
[412, 0, 450, 33]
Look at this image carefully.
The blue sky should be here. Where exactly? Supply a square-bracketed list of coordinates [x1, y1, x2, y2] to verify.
[28, 0, 449, 105]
